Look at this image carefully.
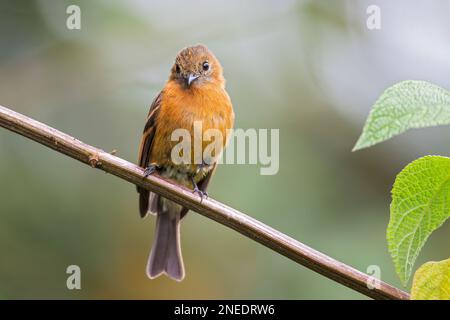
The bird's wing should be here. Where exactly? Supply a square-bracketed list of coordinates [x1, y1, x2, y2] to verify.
[137, 91, 162, 217]
[180, 162, 217, 219]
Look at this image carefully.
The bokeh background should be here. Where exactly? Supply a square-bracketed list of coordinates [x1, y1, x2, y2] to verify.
[0, 0, 449, 299]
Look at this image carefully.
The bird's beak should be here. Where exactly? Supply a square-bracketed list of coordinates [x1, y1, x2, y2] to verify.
[187, 74, 199, 87]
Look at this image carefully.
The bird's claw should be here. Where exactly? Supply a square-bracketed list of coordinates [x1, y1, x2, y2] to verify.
[193, 187, 208, 202]
[143, 164, 157, 178]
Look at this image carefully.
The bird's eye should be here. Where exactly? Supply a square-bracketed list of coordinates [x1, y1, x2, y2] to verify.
[175, 64, 181, 73]
[202, 61, 209, 71]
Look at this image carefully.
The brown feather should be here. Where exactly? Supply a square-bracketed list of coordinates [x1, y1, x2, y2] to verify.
[137, 92, 162, 217]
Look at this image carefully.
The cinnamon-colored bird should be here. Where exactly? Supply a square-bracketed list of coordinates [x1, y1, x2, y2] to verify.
[137, 44, 234, 281]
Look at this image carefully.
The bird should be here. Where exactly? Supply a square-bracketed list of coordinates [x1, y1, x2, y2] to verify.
[137, 44, 234, 281]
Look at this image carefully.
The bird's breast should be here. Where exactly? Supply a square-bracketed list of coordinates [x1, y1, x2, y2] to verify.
[150, 81, 234, 177]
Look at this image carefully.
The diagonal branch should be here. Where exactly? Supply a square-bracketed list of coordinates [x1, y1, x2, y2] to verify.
[0, 104, 409, 300]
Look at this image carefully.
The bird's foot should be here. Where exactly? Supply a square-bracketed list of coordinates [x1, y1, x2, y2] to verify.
[193, 186, 208, 203]
[143, 164, 158, 178]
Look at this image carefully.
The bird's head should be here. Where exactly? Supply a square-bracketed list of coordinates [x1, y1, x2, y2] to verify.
[169, 44, 224, 89]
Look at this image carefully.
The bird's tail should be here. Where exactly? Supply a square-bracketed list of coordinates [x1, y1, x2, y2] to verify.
[147, 208, 185, 281]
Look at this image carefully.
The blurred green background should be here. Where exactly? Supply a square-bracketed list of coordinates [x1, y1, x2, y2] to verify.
[0, 0, 449, 299]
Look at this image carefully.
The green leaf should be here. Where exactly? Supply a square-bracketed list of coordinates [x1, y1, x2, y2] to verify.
[387, 156, 450, 285]
[353, 80, 450, 151]
[411, 258, 450, 300]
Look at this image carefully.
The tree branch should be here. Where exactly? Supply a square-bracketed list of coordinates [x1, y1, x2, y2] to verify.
[0, 104, 409, 300]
